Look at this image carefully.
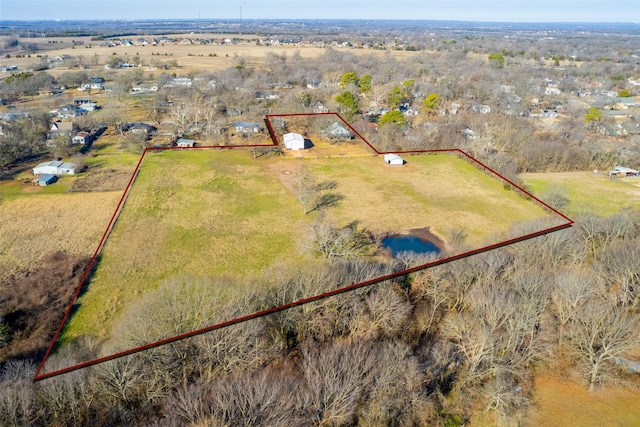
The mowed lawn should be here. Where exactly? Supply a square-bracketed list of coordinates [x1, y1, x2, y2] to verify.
[521, 171, 640, 216]
[62, 150, 560, 344]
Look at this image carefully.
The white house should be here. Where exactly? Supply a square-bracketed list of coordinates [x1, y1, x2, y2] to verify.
[235, 122, 261, 134]
[283, 132, 309, 150]
[384, 153, 405, 166]
[323, 122, 352, 140]
[33, 160, 78, 176]
[471, 104, 491, 114]
[72, 131, 90, 145]
[176, 138, 195, 147]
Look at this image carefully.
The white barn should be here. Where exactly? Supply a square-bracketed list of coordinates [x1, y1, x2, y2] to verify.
[33, 160, 78, 176]
[384, 154, 405, 166]
[283, 132, 309, 150]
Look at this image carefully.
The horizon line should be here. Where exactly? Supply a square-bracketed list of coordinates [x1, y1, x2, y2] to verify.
[1, 18, 639, 25]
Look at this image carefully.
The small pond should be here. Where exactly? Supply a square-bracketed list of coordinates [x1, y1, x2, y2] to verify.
[382, 235, 441, 257]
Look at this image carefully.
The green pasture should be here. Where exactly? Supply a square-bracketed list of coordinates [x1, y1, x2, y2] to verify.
[60, 149, 562, 345]
[521, 171, 640, 216]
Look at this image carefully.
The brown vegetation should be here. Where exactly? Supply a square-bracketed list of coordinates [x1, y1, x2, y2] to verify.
[0, 251, 90, 363]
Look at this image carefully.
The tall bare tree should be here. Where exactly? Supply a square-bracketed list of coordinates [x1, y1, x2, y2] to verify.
[567, 298, 640, 391]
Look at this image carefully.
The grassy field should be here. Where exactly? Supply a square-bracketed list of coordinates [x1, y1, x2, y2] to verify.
[305, 154, 561, 242]
[61, 149, 561, 345]
[520, 171, 640, 216]
[0, 186, 122, 278]
[5, 34, 427, 77]
[528, 375, 640, 426]
[62, 148, 309, 342]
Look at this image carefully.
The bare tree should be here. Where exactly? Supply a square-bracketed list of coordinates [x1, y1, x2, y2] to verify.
[205, 367, 311, 426]
[595, 239, 640, 307]
[293, 168, 317, 214]
[358, 341, 434, 425]
[551, 269, 598, 347]
[0, 360, 36, 426]
[302, 340, 378, 426]
[567, 297, 640, 391]
[349, 283, 412, 340]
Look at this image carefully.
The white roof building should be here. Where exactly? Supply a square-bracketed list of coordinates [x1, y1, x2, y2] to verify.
[384, 153, 405, 166]
[283, 132, 309, 150]
[176, 138, 195, 147]
[33, 160, 78, 176]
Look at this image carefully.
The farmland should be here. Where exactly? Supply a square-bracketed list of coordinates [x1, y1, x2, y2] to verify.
[60, 146, 559, 348]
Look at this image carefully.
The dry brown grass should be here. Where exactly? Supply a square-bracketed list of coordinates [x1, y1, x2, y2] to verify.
[6, 34, 430, 76]
[0, 190, 122, 279]
[527, 375, 640, 426]
[274, 153, 559, 244]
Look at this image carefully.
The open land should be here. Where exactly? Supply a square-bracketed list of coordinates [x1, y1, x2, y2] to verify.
[60, 147, 558, 349]
[521, 171, 640, 216]
[2, 22, 639, 426]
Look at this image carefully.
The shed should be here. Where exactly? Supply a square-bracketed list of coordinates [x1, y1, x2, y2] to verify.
[176, 138, 195, 147]
[384, 154, 405, 166]
[37, 174, 58, 186]
[283, 132, 312, 150]
[610, 165, 639, 177]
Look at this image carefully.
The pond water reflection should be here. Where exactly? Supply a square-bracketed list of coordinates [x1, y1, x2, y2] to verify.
[382, 235, 441, 257]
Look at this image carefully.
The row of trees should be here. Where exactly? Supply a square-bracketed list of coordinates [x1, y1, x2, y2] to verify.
[2, 210, 639, 425]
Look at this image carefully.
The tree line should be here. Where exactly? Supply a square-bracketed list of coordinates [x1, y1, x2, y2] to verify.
[2, 210, 639, 425]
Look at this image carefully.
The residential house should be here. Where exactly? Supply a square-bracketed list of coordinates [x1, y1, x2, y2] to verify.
[545, 84, 562, 95]
[609, 165, 639, 178]
[74, 98, 99, 112]
[306, 79, 322, 89]
[176, 138, 195, 147]
[255, 91, 279, 100]
[235, 122, 261, 134]
[323, 122, 353, 140]
[53, 104, 85, 119]
[471, 104, 491, 114]
[120, 122, 158, 139]
[72, 131, 90, 145]
[462, 128, 477, 140]
[47, 121, 76, 146]
[312, 102, 329, 114]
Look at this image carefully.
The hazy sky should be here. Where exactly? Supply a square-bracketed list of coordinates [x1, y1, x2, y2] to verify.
[1, 0, 639, 22]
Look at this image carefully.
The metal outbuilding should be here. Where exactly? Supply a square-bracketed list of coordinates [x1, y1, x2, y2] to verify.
[37, 174, 58, 186]
[384, 153, 405, 166]
[33, 160, 78, 176]
[283, 132, 311, 150]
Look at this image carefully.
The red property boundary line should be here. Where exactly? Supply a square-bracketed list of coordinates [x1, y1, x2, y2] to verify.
[34, 112, 573, 381]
